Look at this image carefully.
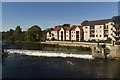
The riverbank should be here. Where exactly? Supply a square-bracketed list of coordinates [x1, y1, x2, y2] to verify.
[3, 42, 91, 54]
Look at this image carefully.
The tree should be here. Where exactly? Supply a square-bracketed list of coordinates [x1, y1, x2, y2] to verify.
[62, 24, 70, 27]
[25, 25, 42, 42]
[13, 26, 22, 42]
[2, 29, 15, 42]
[43, 28, 53, 33]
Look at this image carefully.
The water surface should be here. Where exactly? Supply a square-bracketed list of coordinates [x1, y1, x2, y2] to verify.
[2, 50, 120, 78]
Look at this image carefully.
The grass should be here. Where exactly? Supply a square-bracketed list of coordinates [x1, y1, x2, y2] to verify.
[4, 41, 92, 52]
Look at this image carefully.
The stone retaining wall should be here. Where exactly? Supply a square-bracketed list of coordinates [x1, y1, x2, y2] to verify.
[42, 41, 120, 59]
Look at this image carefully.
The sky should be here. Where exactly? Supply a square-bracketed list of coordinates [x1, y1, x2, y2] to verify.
[2, 2, 118, 31]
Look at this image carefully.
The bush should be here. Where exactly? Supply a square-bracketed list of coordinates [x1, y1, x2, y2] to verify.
[101, 44, 106, 48]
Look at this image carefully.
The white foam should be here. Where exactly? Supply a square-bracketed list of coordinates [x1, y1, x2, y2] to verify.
[4, 49, 93, 59]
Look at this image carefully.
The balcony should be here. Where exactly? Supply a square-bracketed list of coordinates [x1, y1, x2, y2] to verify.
[90, 28, 95, 30]
[90, 32, 95, 35]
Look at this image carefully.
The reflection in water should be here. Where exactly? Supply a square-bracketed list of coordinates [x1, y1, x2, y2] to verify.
[2, 53, 120, 78]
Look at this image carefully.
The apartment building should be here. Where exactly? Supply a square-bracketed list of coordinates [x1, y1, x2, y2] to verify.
[47, 16, 120, 42]
[47, 25, 83, 41]
[82, 16, 120, 41]
[47, 26, 61, 40]
[71, 25, 83, 41]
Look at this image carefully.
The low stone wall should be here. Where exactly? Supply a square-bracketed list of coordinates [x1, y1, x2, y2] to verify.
[92, 45, 120, 59]
[108, 45, 120, 59]
[42, 41, 120, 59]
[91, 47, 107, 59]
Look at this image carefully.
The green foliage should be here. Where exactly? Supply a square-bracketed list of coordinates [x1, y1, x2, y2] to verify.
[2, 25, 44, 43]
[40, 43, 91, 52]
[25, 25, 42, 42]
[43, 28, 53, 33]
[13, 26, 22, 42]
[2, 29, 15, 43]
[101, 44, 106, 48]
[62, 23, 70, 27]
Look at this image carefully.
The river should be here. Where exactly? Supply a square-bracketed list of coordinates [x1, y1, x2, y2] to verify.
[2, 49, 120, 78]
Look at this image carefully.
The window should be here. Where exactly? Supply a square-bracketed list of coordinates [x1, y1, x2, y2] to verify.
[67, 35, 68, 37]
[111, 28, 113, 30]
[111, 34, 113, 35]
[72, 35, 73, 37]
[85, 31, 87, 33]
[100, 35, 101, 37]
[106, 25, 108, 29]
[96, 35, 98, 37]
[100, 26, 102, 28]
[85, 27, 87, 29]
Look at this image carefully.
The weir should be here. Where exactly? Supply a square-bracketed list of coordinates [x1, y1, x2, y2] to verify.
[4, 49, 93, 59]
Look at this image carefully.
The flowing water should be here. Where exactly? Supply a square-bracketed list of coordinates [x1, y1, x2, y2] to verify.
[2, 49, 120, 78]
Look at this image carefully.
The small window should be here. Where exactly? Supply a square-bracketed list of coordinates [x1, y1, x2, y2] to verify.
[100, 35, 101, 37]
[96, 35, 98, 37]
[85, 27, 87, 29]
[111, 28, 113, 30]
[111, 34, 113, 35]
[106, 25, 108, 29]
[72, 35, 73, 37]
[100, 26, 102, 28]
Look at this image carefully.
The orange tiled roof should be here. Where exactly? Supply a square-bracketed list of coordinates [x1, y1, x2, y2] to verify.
[79, 26, 83, 30]
[65, 26, 74, 31]
[71, 26, 83, 31]
[51, 25, 83, 31]
[51, 27, 61, 31]
[71, 26, 77, 31]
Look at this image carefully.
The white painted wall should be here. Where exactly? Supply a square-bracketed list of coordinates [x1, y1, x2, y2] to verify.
[66, 31, 70, 40]
[51, 31, 58, 40]
[59, 28, 65, 41]
[83, 26, 90, 41]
